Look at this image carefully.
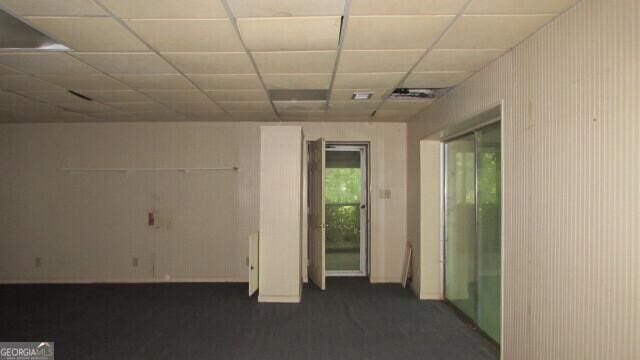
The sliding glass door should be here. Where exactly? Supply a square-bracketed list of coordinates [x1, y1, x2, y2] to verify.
[444, 122, 501, 343]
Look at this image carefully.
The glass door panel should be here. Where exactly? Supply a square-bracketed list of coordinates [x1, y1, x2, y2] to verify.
[476, 123, 502, 343]
[444, 133, 477, 320]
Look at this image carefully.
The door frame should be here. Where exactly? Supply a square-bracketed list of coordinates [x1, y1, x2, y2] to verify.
[324, 143, 369, 277]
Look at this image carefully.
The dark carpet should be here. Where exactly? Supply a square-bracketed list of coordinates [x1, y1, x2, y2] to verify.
[0, 278, 498, 360]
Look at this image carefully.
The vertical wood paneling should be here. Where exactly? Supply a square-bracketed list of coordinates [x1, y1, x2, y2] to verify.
[407, 0, 639, 358]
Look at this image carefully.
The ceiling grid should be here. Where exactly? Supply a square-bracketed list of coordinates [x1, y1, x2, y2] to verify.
[0, 0, 581, 123]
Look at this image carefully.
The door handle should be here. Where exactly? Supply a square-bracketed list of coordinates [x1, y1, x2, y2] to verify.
[360, 204, 366, 209]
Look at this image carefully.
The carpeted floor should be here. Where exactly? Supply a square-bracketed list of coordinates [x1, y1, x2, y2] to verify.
[0, 278, 498, 360]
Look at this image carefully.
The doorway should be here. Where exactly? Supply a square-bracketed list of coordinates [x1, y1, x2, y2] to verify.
[325, 144, 368, 277]
[443, 121, 501, 344]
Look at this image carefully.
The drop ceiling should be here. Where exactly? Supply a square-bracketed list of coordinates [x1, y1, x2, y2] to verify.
[0, 0, 579, 123]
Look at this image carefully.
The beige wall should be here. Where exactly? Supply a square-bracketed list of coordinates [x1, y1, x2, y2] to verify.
[0, 121, 406, 285]
[259, 126, 302, 302]
[407, 0, 640, 358]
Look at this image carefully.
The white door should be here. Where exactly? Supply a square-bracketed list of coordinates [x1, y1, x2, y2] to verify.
[308, 138, 326, 290]
[248, 232, 259, 296]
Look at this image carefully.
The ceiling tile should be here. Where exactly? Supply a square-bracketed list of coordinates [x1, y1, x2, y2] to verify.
[237, 17, 341, 51]
[380, 99, 433, 110]
[415, 49, 504, 71]
[465, 0, 578, 15]
[328, 101, 380, 114]
[89, 111, 188, 122]
[274, 101, 326, 112]
[26, 17, 148, 52]
[36, 74, 130, 90]
[403, 71, 471, 88]
[125, 19, 244, 52]
[330, 88, 389, 101]
[0, 90, 35, 104]
[113, 75, 195, 90]
[105, 101, 169, 112]
[165, 101, 224, 114]
[205, 90, 269, 101]
[142, 90, 210, 103]
[350, 0, 465, 15]
[0, 64, 19, 75]
[188, 74, 263, 90]
[163, 52, 254, 74]
[80, 90, 150, 102]
[333, 73, 404, 89]
[58, 101, 115, 113]
[337, 50, 423, 73]
[253, 51, 336, 74]
[343, 16, 454, 50]
[99, 0, 227, 19]
[0, 0, 107, 16]
[436, 15, 555, 49]
[228, 0, 344, 17]
[218, 101, 273, 112]
[0, 75, 62, 91]
[0, 53, 98, 75]
[230, 111, 277, 121]
[19, 90, 89, 103]
[262, 73, 332, 89]
[373, 109, 419, 121]
[72, 53, 178, 75]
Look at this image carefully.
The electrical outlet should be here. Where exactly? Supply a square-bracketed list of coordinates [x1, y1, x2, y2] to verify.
[34, 257, 42, 268]
[132, 257, 139, 267]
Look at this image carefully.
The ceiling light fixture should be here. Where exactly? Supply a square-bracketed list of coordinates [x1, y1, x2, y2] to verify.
[352, 92, 373, 100]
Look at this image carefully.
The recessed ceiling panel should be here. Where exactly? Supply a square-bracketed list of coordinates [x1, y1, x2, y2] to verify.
[26, 17, 148, 51]
[415, 49, 505, 71]
[350, 0, 465, 15]
[262, 73, 332, 89]
[0, 75, 62, 91]
[436, 15, 555, 49]
[126, 19, 244, 52]
[343, 16, 454, 50]
[36, 74, 130, 90]
[72, 53, 178, 75]
[113, 75, 195, 90]
[0, 0, 107, 16]
[163, 52, 254, 74]
[99, 0, 227, 19]
[274, 100, 326, 112]
[237, 17, 341, 51]
[333, 72, 404, 89]
[143, 90, 211, 103]
[188, 74, 263, 90]
[337, 50, 423, 73]
[228, 0, 345, 17]
[205, 90, 269, 101]
[402, 71, 471, 88]
[0, 53, 97, 74]
[253, 51, 337, 74]
[465, 0, 578, 15]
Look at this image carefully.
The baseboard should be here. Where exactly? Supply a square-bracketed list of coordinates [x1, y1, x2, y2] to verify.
[369, 277, 402, 284]
[258, 294, 301, 303]
[0, 277, 247, 285]
[419, 292, 443, 300]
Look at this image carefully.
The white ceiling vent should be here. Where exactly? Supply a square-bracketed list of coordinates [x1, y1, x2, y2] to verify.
[352, 91, 373, 100]
[0, 9, 69, 51]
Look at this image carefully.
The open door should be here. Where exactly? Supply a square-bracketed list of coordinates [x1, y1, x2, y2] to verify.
[248, 232, 259, 296]
[308, 138, 326, 290]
